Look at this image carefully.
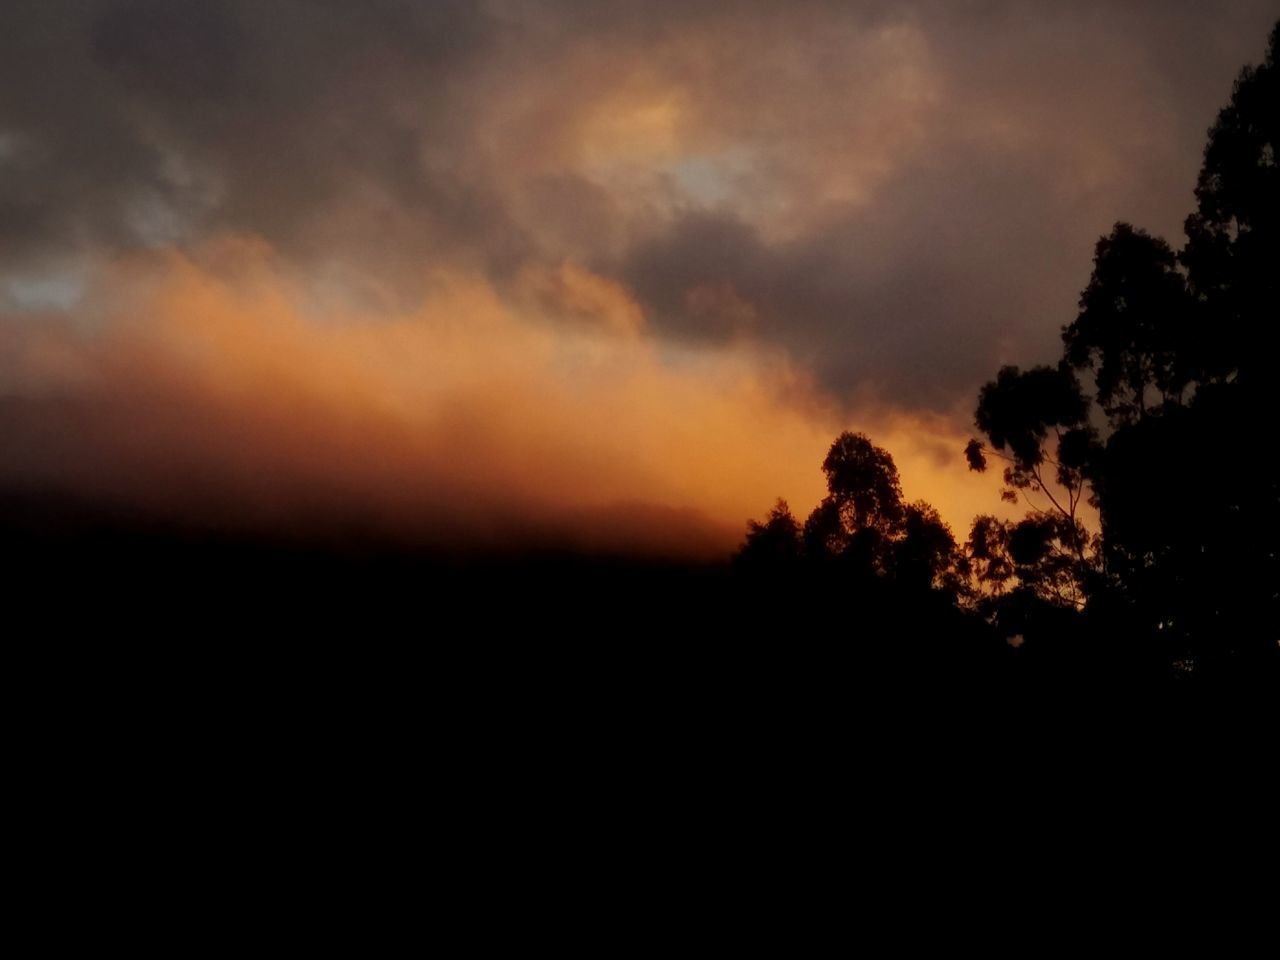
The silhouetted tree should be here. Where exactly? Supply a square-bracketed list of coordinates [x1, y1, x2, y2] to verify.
[966, 20, 1280, 679]
[1182, 19, 1279, 390]
[801, 496, 846, 562]
[746, 431, 963, 594]
[966, 363, 1097, 607]
[894, 501, 963, 597]
[1066, 224, 1194, 422]
[807, 433, 899, 569]
[733, 19, 1279, 686]
[738, 431, 987, 680]
[821, 431, 904, 533]
[735, 498, 802, 573]
[962, 512, 1092, 615]
[798, 432, 904, 569]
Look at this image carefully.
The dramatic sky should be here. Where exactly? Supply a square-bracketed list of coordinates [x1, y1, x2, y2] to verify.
[1, 1, 1275, 553]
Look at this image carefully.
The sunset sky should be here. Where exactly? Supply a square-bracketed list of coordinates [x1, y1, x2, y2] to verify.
[2, 1, 1275, 555]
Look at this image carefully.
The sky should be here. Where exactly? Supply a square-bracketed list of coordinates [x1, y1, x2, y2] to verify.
[1, 1, 1276, 555]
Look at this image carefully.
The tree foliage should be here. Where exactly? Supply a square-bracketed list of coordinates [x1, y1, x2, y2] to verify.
[739, 432, 962, 597]
[735, 498, 802, 573]
[964, 21, 1280, 677]
[820, 432, 904, 534]
[1065, 224, 1192, 421]
[735, 20, 1280, 684]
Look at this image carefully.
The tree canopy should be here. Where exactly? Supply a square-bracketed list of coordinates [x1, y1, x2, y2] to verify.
[736, 19, 1280, 684]
[962, 21, 1280, 678]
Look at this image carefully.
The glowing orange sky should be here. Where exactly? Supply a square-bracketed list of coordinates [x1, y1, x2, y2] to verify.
[0, 239, 1012, 553]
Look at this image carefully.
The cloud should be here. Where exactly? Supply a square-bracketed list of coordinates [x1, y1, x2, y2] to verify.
[0, 238, 1014, 551]
[6, 2, 1273, 399]
[0, 240, 816, 553]
[0, 2, 1274, 549]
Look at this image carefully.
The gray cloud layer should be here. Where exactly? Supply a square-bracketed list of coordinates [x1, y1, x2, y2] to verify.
[3, 0, 1276, 409]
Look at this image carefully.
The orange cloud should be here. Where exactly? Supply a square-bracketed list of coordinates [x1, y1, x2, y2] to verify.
[0, 237, 1010, 555]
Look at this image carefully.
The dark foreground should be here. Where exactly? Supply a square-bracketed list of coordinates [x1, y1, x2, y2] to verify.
[7, 493, 1275, 708]
[9, 496, 1274, 935]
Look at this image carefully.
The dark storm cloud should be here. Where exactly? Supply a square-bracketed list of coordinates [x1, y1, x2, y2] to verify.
[609, 0, 1280, 406]
[617, 149, 1075, 410]
[1, 0, 1276, 406]
[1, 0, 513, 285]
